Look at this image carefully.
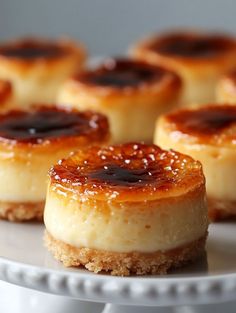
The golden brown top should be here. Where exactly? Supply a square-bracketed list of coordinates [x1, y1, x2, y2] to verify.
[72, 58, 181, 91]
[0, 80, 12, 104]
[138, 32, 236, 60]
[0, 106, 109, 146]
[50, 143, 204, 201]
[0, 37, 85, 64]
[164, 105, 236, 145]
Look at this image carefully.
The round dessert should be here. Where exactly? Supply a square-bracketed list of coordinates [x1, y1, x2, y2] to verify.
[130, 31, 236, 105]
[58, 58, 182, 143]
[217, 70, 236, 104]
[155, 104, 236, 220]
[0, 37, 86, 107]
[0, 106, 109, 222]
[44, 143, 208, 276]
[0, 79, 14, 111]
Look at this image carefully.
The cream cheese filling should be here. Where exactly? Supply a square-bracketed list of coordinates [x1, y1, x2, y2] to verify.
[155, 124, 236, 202]
[0, 148, 73, 203]
[44, 186, 208, 253]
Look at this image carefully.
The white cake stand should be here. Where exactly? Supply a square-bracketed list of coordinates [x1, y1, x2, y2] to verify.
[0, 220, 236, 313]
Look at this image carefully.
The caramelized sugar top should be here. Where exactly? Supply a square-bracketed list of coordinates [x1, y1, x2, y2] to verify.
[166, 105, 236, 145]
[0, 107, 108, 145]
[74, 58, 170, 88]
[149, 33, 236, 58]
[50, 143, 204, 201]
[0, 39, 65, 59]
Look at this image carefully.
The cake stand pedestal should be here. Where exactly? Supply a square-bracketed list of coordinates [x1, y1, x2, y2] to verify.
[1, 282, 236, 313]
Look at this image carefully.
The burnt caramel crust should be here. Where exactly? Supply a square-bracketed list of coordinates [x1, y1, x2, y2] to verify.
[50, 143, 204, 201]
[164, 105, 236, 145]
[139, 32, 236, 60]
[0, 37, 83, 61]
[45, 231, 207, 276]
[0, 106, 109, 146]
[0, 200, 44, 222]
[0, 80, 12, 103]
[72, 58, 182, 92]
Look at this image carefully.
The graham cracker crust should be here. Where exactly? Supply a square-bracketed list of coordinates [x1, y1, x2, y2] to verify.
[208, 198, 236, 221]
[0, 200, 44, 222]
[45, 231, 207, 276]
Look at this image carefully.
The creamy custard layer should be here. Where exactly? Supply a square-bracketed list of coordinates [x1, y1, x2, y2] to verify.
[0, 107, 109, 204]
[57, 92, 177, 144]
[0, 38, 86, 106]
[44, 186, 207, 253]
[131, 32, 236, 105]
[156, 132, 236, 201]
[58, 59, 181, 143]
[0, 148, 73, 202]
[155, 109, 236, 202]
[217, 71, 236, 104]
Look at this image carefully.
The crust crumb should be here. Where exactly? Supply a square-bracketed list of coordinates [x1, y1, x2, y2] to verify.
[45, 231, 207, 276]
[0, 201, 44, 222]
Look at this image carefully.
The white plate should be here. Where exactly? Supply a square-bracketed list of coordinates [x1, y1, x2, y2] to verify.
[0, 220, 236, 307]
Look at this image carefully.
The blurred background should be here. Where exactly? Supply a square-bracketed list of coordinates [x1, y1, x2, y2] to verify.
[0, 0, 235, 56]
[0, 1, 236, 312]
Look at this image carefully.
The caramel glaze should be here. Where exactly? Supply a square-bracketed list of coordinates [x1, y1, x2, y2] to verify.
[149, 33, 236, 58]
[50, 143, 204, 201]
[0, 39, 65, 59]
[0, 106, 109, 145]
[74, 59, 168, 88]
[89, 165, 155, 186]
[166, 105, 236, 142]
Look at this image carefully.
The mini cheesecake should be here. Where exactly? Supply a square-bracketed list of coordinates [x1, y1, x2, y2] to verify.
[131, 31, 236, 105]
[0, 106, 109, 222]
[155, 104, 236, 220]
[58, 58, 182, 143]
[0, 37, 86, 107]
[44, 143, 208, 276]
[217, 70, 236, 104]
[0, 80, 14, 111]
